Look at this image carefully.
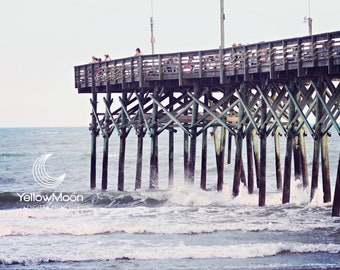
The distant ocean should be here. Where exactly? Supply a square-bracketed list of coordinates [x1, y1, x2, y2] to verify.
[0, 127, 340, 270]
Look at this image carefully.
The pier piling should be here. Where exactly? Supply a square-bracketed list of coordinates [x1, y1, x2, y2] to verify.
[311, 124, 322, 202]
[90, 83, 98, 189]
[274, 127, 282, 190]
[321, 133, 331, 203]
[246, 129, 254, 194]
[189, 85, 199, 184]
[101, 82, 111, 190]
[331, 156, 340, 217]
[149, 86, 159, 189]
[299, 127, 309, 188]
[168, 92, 174, 187]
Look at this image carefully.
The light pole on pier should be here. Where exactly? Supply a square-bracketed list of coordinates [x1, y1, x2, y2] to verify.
[220, 0, 225, 48]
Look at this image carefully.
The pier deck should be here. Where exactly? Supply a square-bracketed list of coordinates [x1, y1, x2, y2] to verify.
[75, 31, 340, 93]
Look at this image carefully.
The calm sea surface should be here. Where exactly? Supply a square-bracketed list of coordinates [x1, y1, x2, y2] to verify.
[0, 127, 339, 269]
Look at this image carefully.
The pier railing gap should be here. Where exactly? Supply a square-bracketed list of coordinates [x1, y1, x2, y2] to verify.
[75, 31, 340, 212]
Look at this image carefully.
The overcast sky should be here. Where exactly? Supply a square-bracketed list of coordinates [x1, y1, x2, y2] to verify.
[0, 0, 339, 127]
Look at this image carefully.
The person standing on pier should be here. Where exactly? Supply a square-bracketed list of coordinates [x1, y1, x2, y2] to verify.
[92, 56, 101, 63]
[135, 48, 143, 56]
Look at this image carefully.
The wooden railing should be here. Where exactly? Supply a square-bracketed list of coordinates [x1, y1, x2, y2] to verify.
[75, 31, 340, 90]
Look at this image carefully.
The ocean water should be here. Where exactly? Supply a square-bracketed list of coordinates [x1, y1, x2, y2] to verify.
[0, 127, 340, 270]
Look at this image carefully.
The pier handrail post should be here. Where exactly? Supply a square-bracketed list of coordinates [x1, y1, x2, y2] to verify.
[198, 51, 203, 78]
[282, 40, 288, 71]
[138, 55, 144, 88]
[256, 44, 261, 73]
[178, 53, 183, 86]
[243, 45, 249, 81]
[269, 42, 275, 79]
[327, 33, 334, 74]
[219, 47, 225, 84]
[297, 38, 303, 76]
[158, 54, 162, 81]
[312, 35, 317, 67]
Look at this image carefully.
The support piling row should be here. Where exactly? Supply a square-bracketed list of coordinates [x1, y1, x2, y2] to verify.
[75, 30, 340, 214]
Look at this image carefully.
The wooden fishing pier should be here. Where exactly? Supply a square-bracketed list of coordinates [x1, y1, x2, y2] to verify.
[74, 31, 340, 214]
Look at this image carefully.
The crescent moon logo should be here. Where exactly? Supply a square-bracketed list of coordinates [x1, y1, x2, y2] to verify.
[32, 154, 66, 188]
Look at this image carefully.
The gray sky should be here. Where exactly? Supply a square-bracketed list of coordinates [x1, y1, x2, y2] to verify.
[0, 0, 339, 127]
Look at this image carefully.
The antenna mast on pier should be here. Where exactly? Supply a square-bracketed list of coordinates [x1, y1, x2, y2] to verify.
[150, 0, 155, 54]
[304, 0, 312, 36]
